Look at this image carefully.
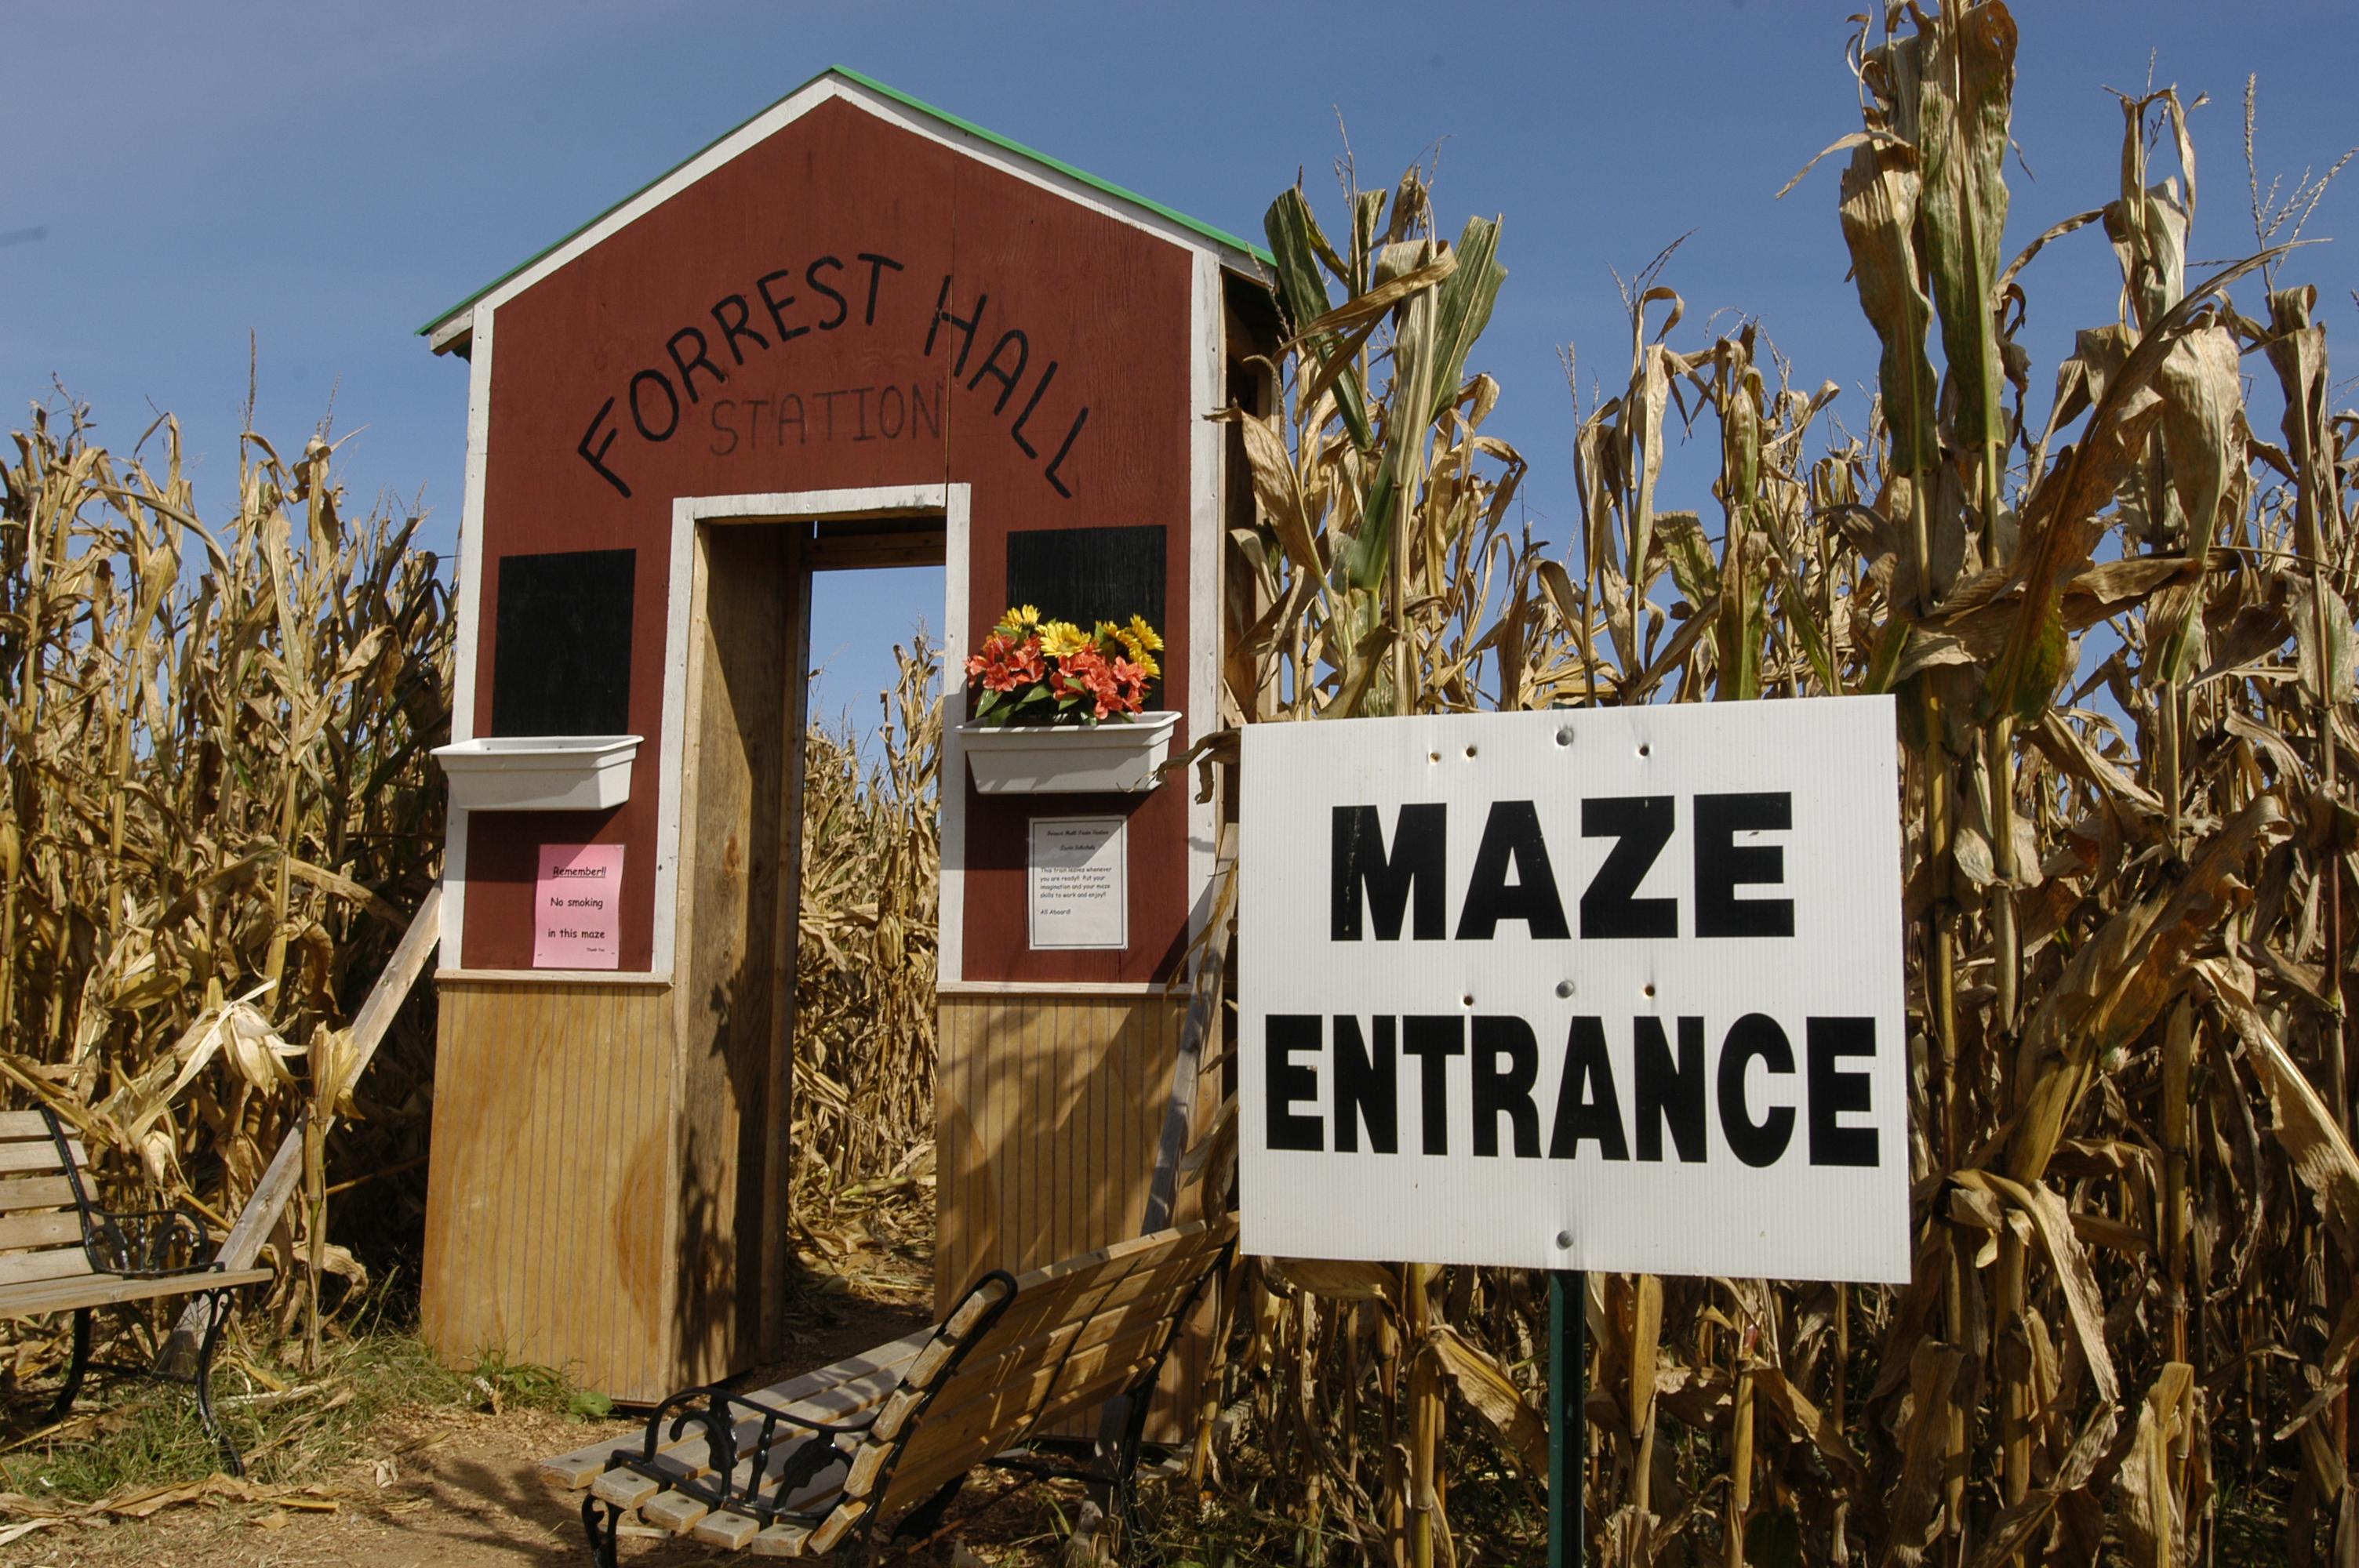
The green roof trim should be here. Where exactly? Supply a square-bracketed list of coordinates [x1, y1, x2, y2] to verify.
[417, 64, 1273, 339]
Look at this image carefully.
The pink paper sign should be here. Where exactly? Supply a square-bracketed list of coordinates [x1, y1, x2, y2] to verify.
[533, 843, 623, 970]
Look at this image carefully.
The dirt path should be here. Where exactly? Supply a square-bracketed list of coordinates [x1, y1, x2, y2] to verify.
[2, 1207, 1026, 1567]
[9, 1301, 973, 1568]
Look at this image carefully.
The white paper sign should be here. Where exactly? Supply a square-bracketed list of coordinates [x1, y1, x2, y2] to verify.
[1239, 698, 1909, 1283]
[1029, 815, 1128, 950]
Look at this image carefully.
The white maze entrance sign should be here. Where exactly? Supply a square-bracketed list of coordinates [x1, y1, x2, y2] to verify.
[1238, 698, 1910, 1283]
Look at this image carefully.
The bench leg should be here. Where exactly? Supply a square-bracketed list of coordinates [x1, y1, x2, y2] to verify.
[46, 1308, 92, 1425]
[192, 1288, 243, 1477]
[581, 1494, 622, 1568]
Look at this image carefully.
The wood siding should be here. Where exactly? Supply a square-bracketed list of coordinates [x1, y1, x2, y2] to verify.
[935, 992, 1183, 1316]
[422, 978, 679, 1401]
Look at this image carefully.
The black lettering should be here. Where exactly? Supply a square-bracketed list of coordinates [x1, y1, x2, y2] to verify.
[807, 256, 848, 329]
[1696, 793, 1795, 938]
[1044, 405, 1089, 498]
[710, 294, 769, 364]
[1332, 804, 1447, 941]
[1633, 1016, 1706, 1163]
[1266, 1015, 1323, 1152]
[856, 252, 904, 325]
[708, 398, 739, 456]
[878, 384, 905, 439]
[1401, 1016, 1464, 1156]
[577, 397, 631, 497]
[1333, 1015, 1398, 1154]
[816, 388, 845, 439]
[744, 397, 769, 445]
[1581, 797, 1677, 938]
[912, 380, 943, 438]
[1717, 1013, 1796, 1167]
[852, 385, 876, 441]
[1470, 1016, 1540, 1157]
[968, 329, 1030, 414]
[665, 326, 727, 403]
[1808, 1018, 1879, 1167]
[776, 394, 806, 445]
[628, 368, 680, 441]
[1548, 1018, 1629, 1160]
[1009, 358, 1059, 457]
[756, 269, 809, 343]
[1456, 800, 1571, 940]
[923, 275, 988, 375]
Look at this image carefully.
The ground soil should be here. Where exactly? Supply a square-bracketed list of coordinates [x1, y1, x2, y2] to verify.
[2, 1203, 1092, 1566]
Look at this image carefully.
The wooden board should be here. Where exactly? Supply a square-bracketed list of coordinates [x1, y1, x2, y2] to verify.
[421, 978, 679, 1402]
[934, 992, 1183, 1314]
[0, 1265, 274, 1320]
[670, 521, 796, 1385]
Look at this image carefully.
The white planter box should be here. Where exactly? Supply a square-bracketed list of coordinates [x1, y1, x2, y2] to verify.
[961, 712, 1180, 795]
[431, 735, 642, 812]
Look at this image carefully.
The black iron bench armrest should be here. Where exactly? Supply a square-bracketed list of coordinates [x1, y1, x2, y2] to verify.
[78, 1204, 220, 1278]
[604, 1384, 879, 1526]
[37, 1105, 224, 1278]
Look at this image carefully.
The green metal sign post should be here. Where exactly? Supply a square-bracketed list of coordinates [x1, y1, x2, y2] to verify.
[1549, 1269, 1586, 1568]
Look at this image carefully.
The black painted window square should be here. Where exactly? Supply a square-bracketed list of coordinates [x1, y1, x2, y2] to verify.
[1004, 524, 1166, 706]
[490, 549, 636, 736]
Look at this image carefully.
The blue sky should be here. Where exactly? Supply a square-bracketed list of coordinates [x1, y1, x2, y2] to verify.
[6, 2, 2354, 740]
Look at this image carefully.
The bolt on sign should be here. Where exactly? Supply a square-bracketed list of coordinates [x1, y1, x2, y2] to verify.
[1239, 698, 1910, 1284]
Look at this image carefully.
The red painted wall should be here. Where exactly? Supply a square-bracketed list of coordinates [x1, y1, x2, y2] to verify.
[462, 96, 1196, 982]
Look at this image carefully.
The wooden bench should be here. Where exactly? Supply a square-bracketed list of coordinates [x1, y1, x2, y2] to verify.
[0, 1107, 274, 1471]
[543, 1216, 1235, 1566]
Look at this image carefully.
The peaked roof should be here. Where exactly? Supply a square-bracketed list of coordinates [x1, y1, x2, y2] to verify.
[418, 64, 1272, 350]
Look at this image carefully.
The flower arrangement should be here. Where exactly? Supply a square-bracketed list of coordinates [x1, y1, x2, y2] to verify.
[965, 604, 1162, 726]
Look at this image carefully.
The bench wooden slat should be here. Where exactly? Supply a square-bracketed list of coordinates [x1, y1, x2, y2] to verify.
[0, 1264, 274, 1319]
[878, 1345, 1162, 1512]
[0, 1112, 59, 1139]
[952, 1241, 1223, 1360]
[0, 1139, 83, 1178]
[0, 1210, 82, 1252]
[0, 1176, 77, 1214]
[691, 1508, 763, 1550]
[874, 1285, 1188, 1449]
[875, 1322, 1169, 1504]
[642, 1488, 712, 1534]
[0, 1249, 93, 1287]
[747, 1521, 814, 1557]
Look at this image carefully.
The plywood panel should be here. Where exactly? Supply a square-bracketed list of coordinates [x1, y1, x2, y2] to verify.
[934, 993, 1183, 1316]
[422, 978, 677, 1402]
[936, 990, 1203, 1442]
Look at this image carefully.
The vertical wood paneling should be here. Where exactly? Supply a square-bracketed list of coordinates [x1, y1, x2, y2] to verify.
[424, 980, 680, 1401]
[935, 992, 1183, 1316]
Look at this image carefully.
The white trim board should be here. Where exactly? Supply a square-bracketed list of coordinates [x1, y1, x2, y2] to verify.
[1186, 249, 1223, 953]
[437, 303, 496, 972]
[659, 485, 971, 981]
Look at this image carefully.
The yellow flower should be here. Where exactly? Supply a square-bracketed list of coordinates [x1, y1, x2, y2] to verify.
[1038, 620, 1091, 659]
[1115, 629, 1161, 679]
[1125, 614, 1164, 654]
[994, 604, 1042, 639]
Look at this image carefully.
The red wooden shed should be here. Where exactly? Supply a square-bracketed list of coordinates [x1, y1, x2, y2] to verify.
[416, 66, 1273, 1401]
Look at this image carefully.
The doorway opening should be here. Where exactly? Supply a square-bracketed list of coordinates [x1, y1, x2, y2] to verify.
[675, 501, 947, 1367]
